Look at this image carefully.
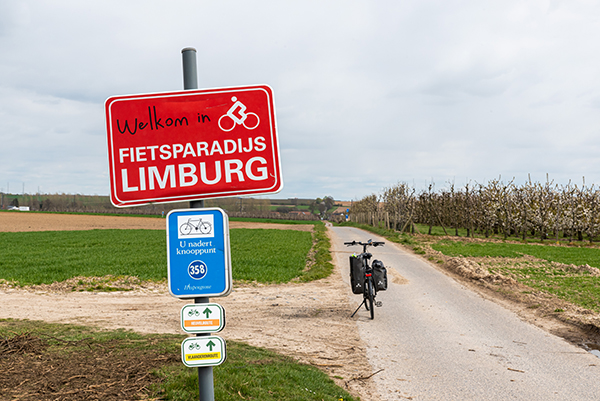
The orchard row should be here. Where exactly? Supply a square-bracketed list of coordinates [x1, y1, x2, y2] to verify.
[351, 178, 600, 242]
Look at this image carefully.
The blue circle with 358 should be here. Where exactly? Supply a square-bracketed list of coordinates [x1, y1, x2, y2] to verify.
[188, 260, 208, 280]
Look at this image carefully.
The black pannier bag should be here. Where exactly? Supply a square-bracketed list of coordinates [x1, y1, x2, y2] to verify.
[372, 259, 388, 291]
[349, 255, 365, 294]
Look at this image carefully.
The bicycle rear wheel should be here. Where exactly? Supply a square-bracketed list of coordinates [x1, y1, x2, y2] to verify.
[366, 278, 375, 320]
[180, 223, 192, 236]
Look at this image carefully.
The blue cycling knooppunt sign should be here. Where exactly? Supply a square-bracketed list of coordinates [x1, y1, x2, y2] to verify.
[167, 208, 232, 299]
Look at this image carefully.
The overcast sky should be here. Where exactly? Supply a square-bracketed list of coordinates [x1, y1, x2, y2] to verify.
[1, 1, 599, 202]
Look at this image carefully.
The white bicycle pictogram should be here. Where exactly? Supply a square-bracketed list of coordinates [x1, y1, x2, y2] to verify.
[179, 218, 212, 235]
[218, 96, 260, 132]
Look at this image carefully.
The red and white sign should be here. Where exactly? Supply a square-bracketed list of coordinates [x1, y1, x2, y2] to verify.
[105, 85, 282, 207]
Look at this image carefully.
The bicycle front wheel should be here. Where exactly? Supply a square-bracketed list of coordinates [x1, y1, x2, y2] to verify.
[200, 222, 212, 234]
[366, 278, 375, 320]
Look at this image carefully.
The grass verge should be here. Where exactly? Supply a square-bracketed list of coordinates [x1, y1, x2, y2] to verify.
[431, 240, 600, 312]
[298, 222, 334, 282]
[485, 260, 600, 312]
[431, 240, 600, 268]
[0, 319, 356, 401]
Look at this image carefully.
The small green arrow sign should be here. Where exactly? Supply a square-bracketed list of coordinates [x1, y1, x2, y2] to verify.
[181, 335, 226, 367]
[181, 303, 225, 334]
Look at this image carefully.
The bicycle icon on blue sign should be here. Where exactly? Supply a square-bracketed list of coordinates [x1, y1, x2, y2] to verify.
[188, 260, 208, 280]
[180, 218, 212, 236]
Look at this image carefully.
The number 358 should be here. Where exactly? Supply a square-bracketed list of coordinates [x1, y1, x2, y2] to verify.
[188, 261, 208, 280]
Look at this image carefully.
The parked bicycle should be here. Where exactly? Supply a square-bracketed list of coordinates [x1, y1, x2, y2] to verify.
[345, 239, 388, 320]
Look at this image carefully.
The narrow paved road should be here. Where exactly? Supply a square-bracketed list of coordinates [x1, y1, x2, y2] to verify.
[330, 226, 600, 400]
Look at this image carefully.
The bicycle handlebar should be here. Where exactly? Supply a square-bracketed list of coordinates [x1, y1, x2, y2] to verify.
[344, 240, 385, 247]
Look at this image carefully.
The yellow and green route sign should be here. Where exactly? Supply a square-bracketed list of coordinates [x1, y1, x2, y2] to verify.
[181, 336, 226, 367]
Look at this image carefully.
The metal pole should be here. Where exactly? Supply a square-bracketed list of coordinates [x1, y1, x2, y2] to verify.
[182, 47, 205, 211]
[182, 47, 198, 92]
[182, 47, 212, 401]
[195, 295, 213, 400]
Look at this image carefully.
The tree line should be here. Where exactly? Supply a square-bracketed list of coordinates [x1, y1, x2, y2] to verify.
[0, 193, 319, 221]
[350, 178, 600, 242]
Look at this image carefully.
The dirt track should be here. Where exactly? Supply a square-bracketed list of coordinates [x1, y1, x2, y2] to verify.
[0, 211, 314, 232]
[0, 212, 377, 400]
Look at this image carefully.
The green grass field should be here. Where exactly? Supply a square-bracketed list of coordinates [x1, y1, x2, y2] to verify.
[0, 319, 356, 401]
[229, 228, 312, 282]
[0, 228, 314, 285]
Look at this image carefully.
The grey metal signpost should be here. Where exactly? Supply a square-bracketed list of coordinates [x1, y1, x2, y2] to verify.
[182, 47, 204, 213]
[105, 45, 280, 401]
[182, 46, 213, 401]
